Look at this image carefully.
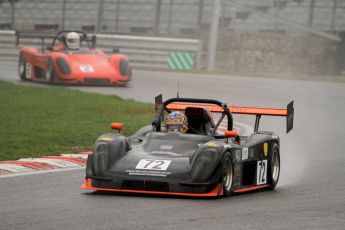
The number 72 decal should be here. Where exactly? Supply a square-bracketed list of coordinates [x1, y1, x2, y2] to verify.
[136, 159, 171, 171]
[257, 160, 267, 185]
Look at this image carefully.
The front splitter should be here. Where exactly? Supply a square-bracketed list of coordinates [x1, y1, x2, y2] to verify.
[81, 178, 223, 197]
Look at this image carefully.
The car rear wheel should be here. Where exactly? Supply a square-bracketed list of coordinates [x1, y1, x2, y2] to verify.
[268, 143, 280, 190]
[222, 153, 233, 197]
[46, 59, 56, 84]
[18, 52, 29, 80]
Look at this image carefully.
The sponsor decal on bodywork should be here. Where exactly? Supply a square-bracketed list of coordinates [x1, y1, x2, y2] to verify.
[263, 142, 268, 157]
[136, 159, 171, 171]
[98, 136, 113, 141]
[129, 159, 172, 177]
[160, 145, 173, 150]
[257, 160, 267, 185]
[205, 142, 220, 148]
[126, 169, 171, 177]
[80, 65, 94, 72]
[26, 63, 32, 79]
[242, 147, 248, 160]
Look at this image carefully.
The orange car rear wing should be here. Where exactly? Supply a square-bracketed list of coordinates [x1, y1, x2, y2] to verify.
[230, 101, 294, 133]
[166, 100, 294, 133]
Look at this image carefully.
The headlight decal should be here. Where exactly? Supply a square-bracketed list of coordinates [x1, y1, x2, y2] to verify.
[56, 58, 71, 74]
[119, 58, 129, 76]
[92, 142, 109, 175]
[191, 148, 219, 181]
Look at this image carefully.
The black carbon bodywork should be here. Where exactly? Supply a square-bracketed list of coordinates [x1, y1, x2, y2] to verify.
[84, 97, 292, 195]
[87, 131, 226, 193]
[56, 57, 70, 74]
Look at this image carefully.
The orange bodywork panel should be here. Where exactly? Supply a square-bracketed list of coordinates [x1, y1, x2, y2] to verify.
[81, 178, 224, 197]
[167, 103, 287, 117]
[233, 185, 268, 193]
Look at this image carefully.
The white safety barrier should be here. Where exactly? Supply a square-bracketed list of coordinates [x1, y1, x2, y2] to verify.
[0, 30, 201, 69]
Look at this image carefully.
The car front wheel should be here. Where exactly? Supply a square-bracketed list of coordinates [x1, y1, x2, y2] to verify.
[222, 153, 233, 197]
[18, 52, 29, 80]
[46, 59, 56, 84]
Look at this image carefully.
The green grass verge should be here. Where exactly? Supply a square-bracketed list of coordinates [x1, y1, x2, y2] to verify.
[0, 80, 154, 161]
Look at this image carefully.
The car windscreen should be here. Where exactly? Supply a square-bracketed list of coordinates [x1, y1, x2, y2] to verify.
[63, 49, 97, 54]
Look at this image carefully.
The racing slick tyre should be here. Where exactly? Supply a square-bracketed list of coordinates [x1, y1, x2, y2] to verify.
[221, 153, 233, 197]
[267, 143, 280, 190]
[18, 52, 30, 81]
[46, 59, 56, 84]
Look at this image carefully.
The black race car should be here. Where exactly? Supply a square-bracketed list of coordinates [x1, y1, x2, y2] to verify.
[81, 95, 294, 197]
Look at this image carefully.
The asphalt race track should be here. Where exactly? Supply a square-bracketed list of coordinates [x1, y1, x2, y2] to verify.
[1, 61, 345, 230]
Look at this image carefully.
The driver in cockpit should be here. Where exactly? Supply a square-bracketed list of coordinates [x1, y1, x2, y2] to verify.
[65, 32, 80, 50]
[54, 32, 80, 52]
[165, 111, 189, 133]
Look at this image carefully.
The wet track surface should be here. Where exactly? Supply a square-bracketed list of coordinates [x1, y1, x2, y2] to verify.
[1, 61, 345, 229]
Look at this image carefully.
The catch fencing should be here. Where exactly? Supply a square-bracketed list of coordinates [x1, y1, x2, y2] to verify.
[0, 0, 344, 37]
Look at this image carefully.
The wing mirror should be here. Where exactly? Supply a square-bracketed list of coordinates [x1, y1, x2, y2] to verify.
[224, 130, 238, 138]
[111, 123, 124, 132]
[224, 130, 240, 144]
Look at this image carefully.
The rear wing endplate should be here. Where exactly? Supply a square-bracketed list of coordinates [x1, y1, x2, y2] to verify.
[152, 94, 163, 131]
[286, 101, 294, 133]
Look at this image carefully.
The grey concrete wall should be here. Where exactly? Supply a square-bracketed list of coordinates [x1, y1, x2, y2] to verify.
[215, 31, 339, 75]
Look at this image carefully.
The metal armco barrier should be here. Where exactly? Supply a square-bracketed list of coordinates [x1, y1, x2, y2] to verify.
[0, 30, 201, 70]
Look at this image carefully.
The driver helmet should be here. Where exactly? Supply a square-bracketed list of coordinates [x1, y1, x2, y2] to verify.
[165, 111, 188, 133]
[66, 32, 80, 50]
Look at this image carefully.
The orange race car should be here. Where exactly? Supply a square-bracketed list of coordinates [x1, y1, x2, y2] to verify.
[16, 30, 131, 86]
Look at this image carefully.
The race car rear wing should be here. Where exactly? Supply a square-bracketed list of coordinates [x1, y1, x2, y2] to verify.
[15, 30, 97, 52]
[165, 100, 294, 133]
[15, 31, 55, 52]
[230, 101, 294, 133]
